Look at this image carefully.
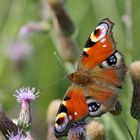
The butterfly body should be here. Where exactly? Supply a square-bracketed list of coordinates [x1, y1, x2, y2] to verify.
[54, 18, 127, 137]
[68, 70, 93, 86]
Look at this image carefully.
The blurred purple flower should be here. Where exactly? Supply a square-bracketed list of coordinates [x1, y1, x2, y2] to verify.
[19, 21, 51, 37]
[8, 39, 32, 63]
[14, 87, 39, 104]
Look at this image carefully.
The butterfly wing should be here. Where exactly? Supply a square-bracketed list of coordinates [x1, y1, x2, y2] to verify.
[70, 18, 127, 116]
[76, 18, 127, 113]
[90, 50, 127, 111]
[79, 18, 116, 69]
[54, 85, 89, 137]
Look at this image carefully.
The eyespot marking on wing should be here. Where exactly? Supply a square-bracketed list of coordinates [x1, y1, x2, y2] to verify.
[90, 22, 109, 42]
[86, 98, 107, 117]
[54, 112, 69, 134]
[81, 19, 114, 61]
[100, 51, 122, 68]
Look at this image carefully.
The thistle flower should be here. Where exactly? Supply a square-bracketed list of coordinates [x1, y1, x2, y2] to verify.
[14, 87, 39, 103]
[67, 121, 88, 140]
[86, 120, 105, 140]
[46, 99, 61, 140]
[14, 87, 39, 132]
[8, 39, 32, 61]
[130, 61, 140, 120]
[8, 39, 32, 70]
[8, 130, 26, 140]
[8, 131, 33, 140]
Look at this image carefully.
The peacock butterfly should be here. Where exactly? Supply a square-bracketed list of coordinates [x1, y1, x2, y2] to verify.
[54, 18, 127, 137]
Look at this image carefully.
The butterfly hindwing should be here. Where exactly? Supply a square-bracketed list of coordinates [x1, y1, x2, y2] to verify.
[54, 85, 89, 137]
[82, 50, 127, 116]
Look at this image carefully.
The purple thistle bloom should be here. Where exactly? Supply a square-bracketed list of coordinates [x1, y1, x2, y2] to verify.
[14, 87, 39, 103]
[67, 121, 87, 140]
[14, 87, 39, 131]
[8, 130, 32, 140]
[8, 131, 26, 140]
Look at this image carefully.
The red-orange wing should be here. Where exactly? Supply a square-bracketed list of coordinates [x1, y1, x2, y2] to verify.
[54, 85, 89, 137]
[63, 86, 88, 122]
[79, 18, 116, 69]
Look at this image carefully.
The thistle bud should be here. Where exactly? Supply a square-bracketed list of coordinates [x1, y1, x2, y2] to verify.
[46, 100, 61, 140]
[46, 0, 75, 36]
[130, 61, 140, 120]
[86, 120, 106, 140]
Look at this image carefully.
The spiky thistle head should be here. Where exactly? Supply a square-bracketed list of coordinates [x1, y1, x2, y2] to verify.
[14, 87, 39, 132]
[8, 130, 33, 140]
[67, 121, 87, 140]
[46, 99, 61, 140]
[14, 87, 39, 104]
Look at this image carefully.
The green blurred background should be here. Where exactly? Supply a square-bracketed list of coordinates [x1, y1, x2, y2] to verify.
[0, 0, 140, 139]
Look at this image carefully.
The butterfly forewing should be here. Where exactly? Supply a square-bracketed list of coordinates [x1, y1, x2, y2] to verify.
[80, 18, 116, 69]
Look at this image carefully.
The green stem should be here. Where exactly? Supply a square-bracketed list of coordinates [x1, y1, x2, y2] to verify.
[136, 121, 140, 140]
[0, 0, 13, 35]
[124, 0, 133, 63]
[120, 116, 134, 140]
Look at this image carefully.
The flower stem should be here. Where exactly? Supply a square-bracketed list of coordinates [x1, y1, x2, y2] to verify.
[136, 120, 140, 140]
[120, 116, 134, 140]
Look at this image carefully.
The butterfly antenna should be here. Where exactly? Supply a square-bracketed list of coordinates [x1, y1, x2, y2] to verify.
[39, 75, 67, 93]
[53, 51, 68, 75]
